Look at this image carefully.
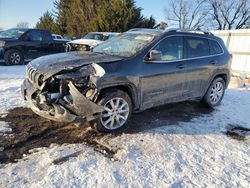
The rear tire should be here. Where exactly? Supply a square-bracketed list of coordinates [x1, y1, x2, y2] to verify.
[91, 89, 132, 133]
[202, 77, 226, 108]
[4, 49, 24, 65]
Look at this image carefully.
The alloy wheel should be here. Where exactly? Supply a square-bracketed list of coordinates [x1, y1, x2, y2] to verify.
[10, 52, 21, 64]
[101, 97, 129, 130]
[209, 82, 224, 105]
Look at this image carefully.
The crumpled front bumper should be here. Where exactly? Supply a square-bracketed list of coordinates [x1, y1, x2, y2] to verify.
[21, 79, 104, 123]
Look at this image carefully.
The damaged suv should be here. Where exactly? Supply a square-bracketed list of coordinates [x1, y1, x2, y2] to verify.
[21, 28, 231, 132]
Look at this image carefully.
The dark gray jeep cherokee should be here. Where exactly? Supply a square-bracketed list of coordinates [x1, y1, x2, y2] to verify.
[21, 28, 231, 132]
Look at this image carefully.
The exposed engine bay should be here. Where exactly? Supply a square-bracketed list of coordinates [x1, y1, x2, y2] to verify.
[21, 63, 106, 123]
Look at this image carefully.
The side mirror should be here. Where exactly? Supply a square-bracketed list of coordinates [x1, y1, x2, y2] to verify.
[148, 50, 162, 61]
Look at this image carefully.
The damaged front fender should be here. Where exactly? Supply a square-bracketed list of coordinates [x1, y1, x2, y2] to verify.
[68, 81, 104, 119]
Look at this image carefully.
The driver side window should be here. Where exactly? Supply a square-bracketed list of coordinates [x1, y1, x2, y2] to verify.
[153, 36, 183, 61]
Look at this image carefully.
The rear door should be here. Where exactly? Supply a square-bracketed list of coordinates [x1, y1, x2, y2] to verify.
[42, 31, 66, 53]
[183, 36, 213, 98]
[40, 30, 57, 55]
[140, 36, 187, 109]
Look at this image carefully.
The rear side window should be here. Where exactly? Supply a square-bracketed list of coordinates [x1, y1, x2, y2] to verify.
[186, 37, 209, 58]
[209, 40, 223, 55]
[43, 31, 53, 41]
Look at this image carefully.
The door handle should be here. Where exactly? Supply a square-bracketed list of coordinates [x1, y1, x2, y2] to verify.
[210, 60, 217, 65]
[176, 64, 186, 69]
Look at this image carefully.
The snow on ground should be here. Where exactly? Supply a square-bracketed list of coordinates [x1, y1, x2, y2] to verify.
[0, 65, 26, 133]
[0, 65, 250, 187]
[0, 65, 26, 114]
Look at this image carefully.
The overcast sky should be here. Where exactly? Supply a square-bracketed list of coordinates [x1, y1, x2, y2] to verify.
[0, 0, 167, 29]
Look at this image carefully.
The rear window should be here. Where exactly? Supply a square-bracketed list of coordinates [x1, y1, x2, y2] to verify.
[209, 40, 223, 55]
[186, 37, 209, 58]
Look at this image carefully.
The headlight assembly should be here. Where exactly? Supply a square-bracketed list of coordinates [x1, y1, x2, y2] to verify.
[0, 41, 5, 47]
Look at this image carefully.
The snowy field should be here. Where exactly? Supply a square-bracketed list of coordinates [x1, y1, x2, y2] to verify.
[0, 65, 249, 187]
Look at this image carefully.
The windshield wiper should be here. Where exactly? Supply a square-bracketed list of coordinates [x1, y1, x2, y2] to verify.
[93, 51, 126, 58]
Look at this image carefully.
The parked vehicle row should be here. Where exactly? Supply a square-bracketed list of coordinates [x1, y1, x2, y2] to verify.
[0, 28, 119, 65]
[21, 28, 232, 132]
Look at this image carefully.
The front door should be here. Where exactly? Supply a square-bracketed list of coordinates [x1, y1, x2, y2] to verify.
[140, 36, 187, 110]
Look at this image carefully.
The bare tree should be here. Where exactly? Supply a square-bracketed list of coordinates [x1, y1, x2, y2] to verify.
[165, 0, 208, 30]
[16, 21, 30, 28]
[208, 0, 250, 30]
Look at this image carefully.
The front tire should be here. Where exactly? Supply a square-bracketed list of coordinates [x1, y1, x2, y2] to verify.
[91, 89, 132, 132]
[4, 49, 24, 65]
[202, 77, 226, 108]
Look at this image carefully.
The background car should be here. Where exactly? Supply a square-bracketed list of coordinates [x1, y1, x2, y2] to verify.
[63, 36, 76, 41]
[52, 34, 63, 40]
[0, 28, 69, 65]
[66, 32, 119, 52]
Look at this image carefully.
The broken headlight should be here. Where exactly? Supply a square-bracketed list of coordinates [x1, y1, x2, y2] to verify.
[0, 41, 5, 47]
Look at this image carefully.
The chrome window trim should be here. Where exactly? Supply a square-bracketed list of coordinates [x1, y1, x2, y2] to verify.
[144, 34, 225, 64]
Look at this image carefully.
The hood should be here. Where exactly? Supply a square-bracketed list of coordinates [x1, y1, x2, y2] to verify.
[0, 38, 18, 42]
[68, 39, 103, 47]
[29, 51, 123, 79]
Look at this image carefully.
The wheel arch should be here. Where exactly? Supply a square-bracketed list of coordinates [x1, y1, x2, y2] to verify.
[215, 73, 228, 86]
[4, 47, 25, 58]
[98, 83, 139, 111]
[212, 72, 229, 87]
[202, 71, 230, 97]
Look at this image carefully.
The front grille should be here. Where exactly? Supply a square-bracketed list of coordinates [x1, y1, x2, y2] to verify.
[26, 64, 43, 86]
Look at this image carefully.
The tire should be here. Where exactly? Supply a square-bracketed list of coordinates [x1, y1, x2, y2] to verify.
[4, 49, 24, 65]
[202, 77, 226, 108]
[91, 89, 132, 132]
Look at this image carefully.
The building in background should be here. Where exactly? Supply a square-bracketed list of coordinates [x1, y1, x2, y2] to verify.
[212, 29, 250, 87]
[212, 29, 250, 74]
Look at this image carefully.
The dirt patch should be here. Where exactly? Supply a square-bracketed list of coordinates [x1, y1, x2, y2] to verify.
[0, 101, 213, 164]
[225, 124, 250, 141]
[0, 107, 117, 164]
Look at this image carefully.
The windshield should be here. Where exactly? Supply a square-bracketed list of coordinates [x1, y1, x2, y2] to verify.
[93, 33, 155, 57]
[83, 33, 105, 41]
[0, 28, 27, 38]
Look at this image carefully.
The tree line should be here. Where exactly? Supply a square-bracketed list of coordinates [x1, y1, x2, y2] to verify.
[36, 0, 250, 36]
[36, 0, 156, 36]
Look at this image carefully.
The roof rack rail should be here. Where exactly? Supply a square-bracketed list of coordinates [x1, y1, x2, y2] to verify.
[128, 28, 143, 32]
[164, 28, 214, 35]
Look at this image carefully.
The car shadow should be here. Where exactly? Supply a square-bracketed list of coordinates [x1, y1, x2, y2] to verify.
[122, 101, 214, 134]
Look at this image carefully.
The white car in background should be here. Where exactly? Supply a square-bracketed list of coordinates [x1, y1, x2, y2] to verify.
[52, 34, 63, 40]
[66, 32, 119, 51]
